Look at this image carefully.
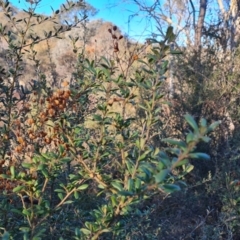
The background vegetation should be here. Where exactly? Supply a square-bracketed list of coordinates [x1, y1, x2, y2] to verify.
[0, 0, 240, 239]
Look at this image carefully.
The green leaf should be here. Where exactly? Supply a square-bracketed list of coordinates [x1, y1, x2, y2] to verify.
[22, 163, 32, 168]
[111, 195, 117, 207]
[99, 229, 111, 233]
[11, 209, 22, 215]
[139, 166, 152, 181]
[127, 179, 134, 191]
[54, 189, 65, 193]
[41, 169, 49, 178]
[185, 164, 194, 173]
[173, 159, 189, 167]
[10, 166, 15, 178]
[58, 193, 63, 200]
[59, 144, 64, 155]
[135, 178, 141, 190]
[69, 174, 78, 180]
[162, 184, 180, 193]
[188, 153, 210, 160]
[157, 161, 165, 170]
[140, 138, 146, 149]
[118, 190, 134, 196]
[201, 136, 211, 143]
[98, 183, 105, 189]
[135, 139, 140, 148]
[154, 169, 169, 183]
[111, 181, 123, 191]
[77, 184, 89, 190]
[126, 160, 134, 174]
[41, 153, 53, 160]
[92, 114, 102, 122]
[80, 228, 91, 235]
[159, 152, 171, 168]
[0, 174, 10, 179]
[162, 138, 187, 149]
[13, 185, 24, 193]
[208, 121, 221, 132]
[138, 150, 150, 161]
[19, 227, 30, 233]
[165, 26, 176, 42]
[60, 157, 72, 163]
[63, 200, 73, 205]
[184, 114, 198, 132]
[2, 230, 10, 240]
[22, 209, 31, 216]
[170, 50, 182, 54]
[75, 228, 81, 238]
[186, 131, 195, 143]
[37, 164, 45, 171]
[200, 118, 207, 128]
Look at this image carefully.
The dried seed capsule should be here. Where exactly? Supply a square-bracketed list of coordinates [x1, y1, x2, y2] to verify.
[44, 137, 52, 144]
[27, 118, 34, 125]
[112, 34, 117, 39]
[48, 108, 56, 117]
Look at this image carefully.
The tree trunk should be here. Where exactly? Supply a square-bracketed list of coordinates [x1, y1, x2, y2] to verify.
[195, 0, 207, 51]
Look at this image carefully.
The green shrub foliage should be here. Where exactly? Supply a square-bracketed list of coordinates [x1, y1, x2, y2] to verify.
[0, 1, 220, 239]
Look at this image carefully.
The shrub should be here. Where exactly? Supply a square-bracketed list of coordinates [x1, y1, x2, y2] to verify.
[0, 1, 219, 239]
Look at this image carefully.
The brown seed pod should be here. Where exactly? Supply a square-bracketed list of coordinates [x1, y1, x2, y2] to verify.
[3, 134, 9, 140]
[59, 104, 65, 110]
[72, 105, 77, 111]
[108, 98, 114, 106]
[28, 129, 33, 134]
[35, 132, 40, 137]
[47, 103, 54, 109]
[114, 47, 119, 52]
[17, 137, 24, 144]
[39, 131, 46, 137]
[58, 98, 64, 104]
[21, 141, 27, 148]
[133, 54, 139, 61]
[14, 119, 21, 126]
[39, 113, 46, 121]
[61, 81, 69, 88]
[57, 89, 64, 95]
[48, 108, 56, 117]
[64, 143, 70, 150]
[112, 34, 117, 39]
[27, 118, 34, 125]
[44, 137, 52, 144]
[54, 99, 60, 106]
[108, 28, 112, 33]
[15, 145, 23, 153]
[63, 90, 70, 99]
[53, 127, 59, 132]
[118, 35, 123, 40]
[29, 133, 36, 140]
